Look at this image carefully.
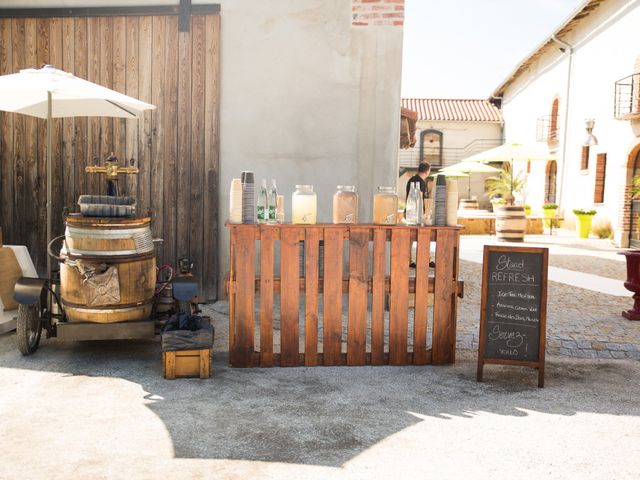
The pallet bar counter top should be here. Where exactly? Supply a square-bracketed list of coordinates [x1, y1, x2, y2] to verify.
[226, 223, 463, 368]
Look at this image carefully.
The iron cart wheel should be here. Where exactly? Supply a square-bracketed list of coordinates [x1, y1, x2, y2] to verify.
[16, 304, 42, 355]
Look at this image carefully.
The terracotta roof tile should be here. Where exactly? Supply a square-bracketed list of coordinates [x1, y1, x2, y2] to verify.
[401, 98, 503, 123]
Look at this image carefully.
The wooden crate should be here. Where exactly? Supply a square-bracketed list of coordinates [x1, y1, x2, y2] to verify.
[163, 349, 212, 379]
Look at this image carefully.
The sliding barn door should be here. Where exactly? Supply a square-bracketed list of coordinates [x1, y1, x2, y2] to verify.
[0, 11, 220, 299]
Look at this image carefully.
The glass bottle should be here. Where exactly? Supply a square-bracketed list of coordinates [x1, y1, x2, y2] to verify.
[373, 186, 398, 225]
[257, 179, 268, 223]
[332, 185, 358, 224]
[267, 179, 278, 223]
[276, 195, 285, 223]
[405, 182, 419, 225]
[292, 185, 317, 224]
[414, 181, 423, 226]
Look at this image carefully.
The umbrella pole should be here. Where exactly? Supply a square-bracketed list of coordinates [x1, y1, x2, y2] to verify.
[46, 92, 52, 286]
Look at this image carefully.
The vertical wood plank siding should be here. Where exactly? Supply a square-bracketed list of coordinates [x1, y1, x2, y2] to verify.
[0, 14, 220, 300]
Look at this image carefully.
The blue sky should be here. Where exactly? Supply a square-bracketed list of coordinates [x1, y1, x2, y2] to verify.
[401, 0, 585, 99]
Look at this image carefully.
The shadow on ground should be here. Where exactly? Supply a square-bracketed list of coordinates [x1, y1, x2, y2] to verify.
[1, 327, 639, 468]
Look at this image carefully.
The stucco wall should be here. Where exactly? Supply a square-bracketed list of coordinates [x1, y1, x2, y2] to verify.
[397, 119, 502, 206]
[4, 0, 404, 297]
[499, 0, 640, 238]
[216, 0, 403, 295]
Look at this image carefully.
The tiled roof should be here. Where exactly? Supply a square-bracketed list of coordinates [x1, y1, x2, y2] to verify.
[401, 98, 503, 123]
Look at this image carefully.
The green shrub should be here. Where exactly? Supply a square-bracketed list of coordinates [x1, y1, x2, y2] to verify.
[572, 208, 597, 216]
[542, 203, 558, 210]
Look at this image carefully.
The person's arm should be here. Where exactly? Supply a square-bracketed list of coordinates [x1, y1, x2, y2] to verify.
[423, 178, 431, 199]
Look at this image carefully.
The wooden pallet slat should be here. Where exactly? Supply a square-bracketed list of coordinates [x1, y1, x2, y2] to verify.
[347, 228, 368, 366]
[304, 227, 322, 366]
[280, 227, 301, 367]
[389, 229, 410, 365]
[259, 226, 275, 367]
[232, 226, 256, 367]
[323, 227, 344, 366]
[433, 229, 456, 364]
[370, 228, 386, 365]
[413, 228, 431, 365]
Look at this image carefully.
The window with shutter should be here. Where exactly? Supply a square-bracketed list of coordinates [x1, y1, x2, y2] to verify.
[594, 153, 607, 203]
[581, 145, 590, 170]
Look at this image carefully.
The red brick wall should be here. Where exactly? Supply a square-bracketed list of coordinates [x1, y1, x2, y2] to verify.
[352, 0, 405, 27]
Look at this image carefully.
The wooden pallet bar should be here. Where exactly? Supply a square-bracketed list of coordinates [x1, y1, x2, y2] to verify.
[226, 223, 463, 368]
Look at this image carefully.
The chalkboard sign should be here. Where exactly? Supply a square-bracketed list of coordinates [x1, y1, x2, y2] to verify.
[477, 245, 548, 387]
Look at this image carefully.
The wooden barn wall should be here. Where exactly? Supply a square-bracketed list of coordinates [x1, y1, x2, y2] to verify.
[0, 14, 220, 300]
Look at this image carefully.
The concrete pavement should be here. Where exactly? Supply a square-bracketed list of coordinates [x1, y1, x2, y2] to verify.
[0, 229, 639, 479]
[456, 231, 640, 360]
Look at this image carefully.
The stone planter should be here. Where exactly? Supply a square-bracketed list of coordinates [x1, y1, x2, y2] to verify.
[542, 207, 557, 229]
[575, 213, 595, 238]
[619, 250, 640, 320]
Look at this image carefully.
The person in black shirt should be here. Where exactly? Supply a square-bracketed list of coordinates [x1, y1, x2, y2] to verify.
[406, 162, 433, 268]
[405, 161, 431, 201]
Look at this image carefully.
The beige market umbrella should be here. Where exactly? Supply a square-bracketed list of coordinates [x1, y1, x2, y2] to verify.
[0, 65, 155, 279]
[441, 161, 499, 198]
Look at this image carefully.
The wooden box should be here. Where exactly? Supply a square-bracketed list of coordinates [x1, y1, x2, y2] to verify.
[163, 349, 212, 379]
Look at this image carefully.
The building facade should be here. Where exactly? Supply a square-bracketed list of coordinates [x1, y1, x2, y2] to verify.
[398, 98, 503, 206]
[492, 0, 640, 246]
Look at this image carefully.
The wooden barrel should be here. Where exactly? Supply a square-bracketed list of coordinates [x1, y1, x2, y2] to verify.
[495, 206, 526, 242]
[459, 199, 479, 210]
[60, 216, 156, 323]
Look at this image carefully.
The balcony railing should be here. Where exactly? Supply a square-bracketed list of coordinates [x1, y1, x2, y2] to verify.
[398, 138, 502, 169]
[536, 114, 560, 145]
[614, 73, 640, 120]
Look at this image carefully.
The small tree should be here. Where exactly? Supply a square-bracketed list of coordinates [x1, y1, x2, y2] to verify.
[485, 163, 525, 206]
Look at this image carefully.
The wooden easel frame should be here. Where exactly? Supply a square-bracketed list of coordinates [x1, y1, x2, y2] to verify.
[477, 245, 548, 388]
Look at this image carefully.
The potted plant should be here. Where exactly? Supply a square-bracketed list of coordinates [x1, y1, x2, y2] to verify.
[523, 204, 531, 216]
[489, 196, 505, 212]
[485, 164, 526, 241]
[573, 208, 597, 238]
[542, 203, 558, 229]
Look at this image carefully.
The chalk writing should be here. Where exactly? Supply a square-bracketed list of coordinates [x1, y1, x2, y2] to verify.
[483, 250, 544, 362]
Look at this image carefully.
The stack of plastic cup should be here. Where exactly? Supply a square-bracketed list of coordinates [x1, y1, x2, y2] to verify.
[241, 171, 255, 224]
[446, 178, 458, 226]
[229, 178, 243, 223]
[434, 174, 447, 226]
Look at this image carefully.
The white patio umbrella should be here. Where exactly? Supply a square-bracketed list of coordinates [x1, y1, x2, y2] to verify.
[461, 142, 556, 163]
[429, 170, 469, 178]
[440, 161, 500, 198]
[461, 142, 556, 205]
[0, 65, 156, 279]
